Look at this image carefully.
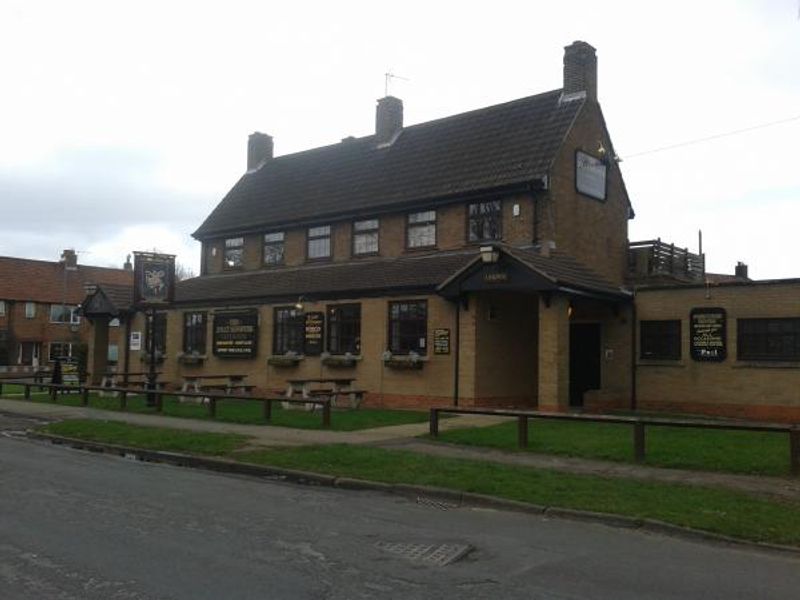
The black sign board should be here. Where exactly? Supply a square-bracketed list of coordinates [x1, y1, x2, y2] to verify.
[433, 328, 450, 355]
[690, 307, 727, 362]
[304, 311, 324, 356]
[213, 311, 258, 358]
[133, 251, 175, 306]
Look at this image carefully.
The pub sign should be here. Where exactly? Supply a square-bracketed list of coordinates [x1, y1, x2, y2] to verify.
[213, 311, 259, 358]
[575, 150, 607, 201]
[690, 307, 727, 362]
[133, 251, 175, 306]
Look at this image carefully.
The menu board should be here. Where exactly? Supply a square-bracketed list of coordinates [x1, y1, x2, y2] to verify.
[304, 312, 324, 356]
[433, 328, 450, 355]
[213, 311, 258, 358]
[690, 308, 726, 362]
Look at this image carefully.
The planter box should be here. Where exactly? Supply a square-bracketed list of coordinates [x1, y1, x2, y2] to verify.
[321, 355, 360, 369]
[383, 358, 425, 370]
[268, 355, 303, 368]
[177, 354, 206, 365]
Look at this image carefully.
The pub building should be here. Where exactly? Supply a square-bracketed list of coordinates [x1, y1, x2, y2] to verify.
[81, 41, 800, 422]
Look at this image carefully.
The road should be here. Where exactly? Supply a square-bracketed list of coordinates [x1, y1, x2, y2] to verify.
[0, 415, 798, 599]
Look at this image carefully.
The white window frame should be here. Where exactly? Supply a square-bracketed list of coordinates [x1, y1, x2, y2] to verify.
[25, 302, 36, 319]
[49, 304, 81, 325]
[353, 219, 379, 255]
[307, 225, 332, 260]
[263, 231, 285, 265]
[407, 210, 437, 248]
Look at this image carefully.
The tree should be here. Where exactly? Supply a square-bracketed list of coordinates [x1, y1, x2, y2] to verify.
[174, 263, 196, 282]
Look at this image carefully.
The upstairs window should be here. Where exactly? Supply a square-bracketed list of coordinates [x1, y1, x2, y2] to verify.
[25, 302, 36, 319]
[263, 232, 285, 265]
[353, 219, 379, 255]
[50, 304, 81, 325]
[407, 210, 436, 248]
[328, 304, 361, 354]
[738, 318, 800, 361]
[273, 307, 304, 354]
[640, 320, 681, 360]
[224, 237, 244, 268]
[307, 225, 331, 260]
[183, 312, 207, 355]
[468, 200, 502, 242]
[388, 300, 428, 355]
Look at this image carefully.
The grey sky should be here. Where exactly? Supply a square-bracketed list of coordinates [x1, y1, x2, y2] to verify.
[1, 0, 798, 278]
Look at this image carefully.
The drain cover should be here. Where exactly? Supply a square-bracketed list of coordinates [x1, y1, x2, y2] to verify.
[375, 542, 472, 566]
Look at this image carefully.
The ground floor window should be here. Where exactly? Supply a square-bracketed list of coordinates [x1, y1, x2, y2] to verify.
[146, 313, 168, 356]
[388, 300, 427, 355]
[327, 304, 361, 354]
[640, 320, 681, 360]
[274, 307, 304, 354]
[737, 318, 800, 361]
[49, 342, 73, 362]
[183, 312, 207, 354]
[107, 344, 119, 364]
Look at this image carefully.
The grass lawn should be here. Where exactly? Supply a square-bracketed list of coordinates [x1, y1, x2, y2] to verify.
[0, 389, 429, 431]
[38, 420, 800, 548]
[432, 419, 793, 476]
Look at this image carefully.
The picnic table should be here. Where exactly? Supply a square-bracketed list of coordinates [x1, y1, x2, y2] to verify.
[180, 374, 252, 395]
[284, 377, 364, 408]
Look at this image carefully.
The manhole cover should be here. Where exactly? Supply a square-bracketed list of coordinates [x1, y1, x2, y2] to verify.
[375, 542, 472, 566]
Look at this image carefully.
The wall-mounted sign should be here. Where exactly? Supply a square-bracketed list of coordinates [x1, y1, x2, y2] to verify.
[483, 267, 509, 283]
[133, 251, 175, 306]
[575, 150, 607, 201]
[213, 311, 258, 358]
[433, 328, 451, 355]
[690, 307, 727, 362]
[304, 311, 324, 356]
[129, 331, 142, 351]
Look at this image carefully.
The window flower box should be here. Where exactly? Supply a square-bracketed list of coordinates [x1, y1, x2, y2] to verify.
[176, 352, 207, 365]
[321, 352, 360, 369]
[382, 351, 426, 370]
[268, 352, 303, 368]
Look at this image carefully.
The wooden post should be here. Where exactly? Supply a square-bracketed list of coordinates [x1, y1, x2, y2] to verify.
[81, 387, 89, 406]
[120, 391, 127, 411]
[209, 397, 217, 418]
[322, 401, 331, 428]
[156, 391, 163, 412]
[263, 399, 272, 422]
[24, 384, 31, 399]
[50, 385, 57, 403]
[430, 409, 439, 437]
[517, 415, 529, 448]
[634, 421, 646, 462]
[790, 428, 799, 477]
[0, 382, 3, 396]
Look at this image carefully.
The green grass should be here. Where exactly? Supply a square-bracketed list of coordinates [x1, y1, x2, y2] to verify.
[0, 389, 429, 431]
[433, 419, 792, 476]
[42, 419, 248, 455]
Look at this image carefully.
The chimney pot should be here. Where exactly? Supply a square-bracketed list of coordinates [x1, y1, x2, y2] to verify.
[735, 261, 749, 280]
[375, 96, 403, 145]
[60, 249, 78, 270]
[247, 132, 273, 170]
[563, 41, 598, 101]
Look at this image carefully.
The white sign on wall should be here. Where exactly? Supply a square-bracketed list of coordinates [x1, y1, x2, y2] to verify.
[576, 150, 607, 201]
[130, 331, 142, 351]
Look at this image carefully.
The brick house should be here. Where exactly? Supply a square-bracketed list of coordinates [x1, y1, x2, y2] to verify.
[84, 41, 800, 421]
[0, 250, 132, 373]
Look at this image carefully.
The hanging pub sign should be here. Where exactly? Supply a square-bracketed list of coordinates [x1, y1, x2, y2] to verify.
[304, 311, 324, 356]
[133, 251, 176, 306]
[690, 307, 727, 362]
[433, 328, 451, 355]
[213, 311, 259, 358]
[575, 150, 607, 201]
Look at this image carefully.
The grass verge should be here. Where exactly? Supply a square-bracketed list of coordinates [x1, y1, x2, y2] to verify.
[431, 420, 793, 476]
[39, 419, 800, 548]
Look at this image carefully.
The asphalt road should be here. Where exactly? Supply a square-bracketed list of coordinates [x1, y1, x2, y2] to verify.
[0, 417, 798, 599]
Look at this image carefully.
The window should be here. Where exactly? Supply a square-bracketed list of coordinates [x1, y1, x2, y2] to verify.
[224, 237, 244, 268]
[146, 312, 167, 356]
[0, 300, 5, 316]
[737, 318, 800, 361]
[307, 225, 331, 259]
[109, 318, 120, 327]
[328, 304, 361, 354]
[263, 232, 285, 265]
[183, 312, 207, 354]
[48, 342, 73, 362]
[49, 304, 81, 325]
[640, 320, 681, 360]
[25, 302, 36, 319]
[388, 300, 428, 355]
[273, 307, 304, 354]
[107, 344, 119, 364]
[353, 219, 379, 255]
[407, 210, 436, 248]
[468, 200, 502, 242]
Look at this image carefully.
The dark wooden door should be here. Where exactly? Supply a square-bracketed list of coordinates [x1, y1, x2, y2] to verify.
[19, 342, 35, 365]
[569, 323, 601, 408]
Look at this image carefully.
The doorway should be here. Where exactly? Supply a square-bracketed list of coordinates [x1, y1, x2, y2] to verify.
[19, 342, 41, 366]
[569, 323, 601, 407]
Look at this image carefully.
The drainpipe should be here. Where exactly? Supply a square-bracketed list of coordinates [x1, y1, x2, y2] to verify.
[123, 312, 132, 387]
[630, 293, 637, 412]
[453, 296, 460, 406]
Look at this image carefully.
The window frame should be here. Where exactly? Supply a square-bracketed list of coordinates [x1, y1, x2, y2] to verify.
[183, 311, 207, 355]
[352, 219, 380, 256]
[467, 200, 503, 243]
[48, 342, 73, 362]
[25, 302, 36, 319]
[273, 306, 305, 355]
[327, 303, 361, 355]
[737, 317, 800, 362]
[49, 304, 81, 325]
[639, 320, 682, 361]
[262, 231, 285, 266]
[0, 300, 5, 317]
[406, 210, 437, 249]
[387, 300, 428, 356]
[146, 312, 168, 356]
[223, 237, 245, 269]
[307, 225, 332, 261]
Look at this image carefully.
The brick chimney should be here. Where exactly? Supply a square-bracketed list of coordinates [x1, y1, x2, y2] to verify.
[123, 254, 133, 271]
[375, 96, 403, 145]
[60, 249, 78, 271]
[563, 41, 597, 101]
[247, 132, 273, 171]
[735, 261, 749, 279]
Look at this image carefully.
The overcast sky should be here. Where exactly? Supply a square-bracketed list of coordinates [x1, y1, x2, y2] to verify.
[1, 0, 798, 279]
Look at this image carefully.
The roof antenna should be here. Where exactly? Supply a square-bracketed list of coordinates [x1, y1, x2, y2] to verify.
[384, 71, 410, 97]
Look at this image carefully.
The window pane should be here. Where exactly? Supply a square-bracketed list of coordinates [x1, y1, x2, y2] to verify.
[264, 244, 284, 264]
[388, 301, 427, 355]
[640, 320, 681, 360]
[408, 223, 436, 248]
[468, 200, 502, 242]
[308, 225, 331, 237]
[225, 237, 244, 248]
[328, 304, 361, 354]
[409, 210, 436, 224]
[738, 318, 800, 361]
[264, 232, 284, 243]
[354, 232, 379, 255]
[354, 219, 378, 232]
[308, 237, 331, 259]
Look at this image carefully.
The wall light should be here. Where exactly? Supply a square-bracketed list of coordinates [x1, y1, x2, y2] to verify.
[480, 245, 499, 264]
[294, 295, 306, 311]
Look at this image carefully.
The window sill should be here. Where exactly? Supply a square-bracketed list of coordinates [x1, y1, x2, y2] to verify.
[383, 356, 428, 370]
[637, 360, 685, 368]
[177, 353, 207, 365]
[268, 355, 304, 367]
[321, 354, 362, 368]
[732, 361, 800, 370]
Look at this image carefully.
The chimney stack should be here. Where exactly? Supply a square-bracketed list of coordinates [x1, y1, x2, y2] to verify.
[735, 262, 749, 280]
[247, 132, 273, 171]
[60, 249, 78, 270]
[123, 254, 133, 271]
[375, 96, 403, 145]
[563, 41, 597, 101]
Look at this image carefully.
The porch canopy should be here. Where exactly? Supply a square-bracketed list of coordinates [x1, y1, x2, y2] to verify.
[80, 283, 134, 384]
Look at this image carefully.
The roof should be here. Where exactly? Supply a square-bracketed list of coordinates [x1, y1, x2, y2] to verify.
[173, 246, 627, 306]
[0, 256, 133, 304]
[194, 89, 584, 238]
[81, 283, 134, 318]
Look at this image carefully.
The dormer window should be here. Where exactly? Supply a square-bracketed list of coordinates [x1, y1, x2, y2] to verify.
[353, 219, 379, 255]
[307, 225, 331, 260]
[263, 232, 285, 265]
[224, 237, 244, 268]
[468, 200, 502, 243]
